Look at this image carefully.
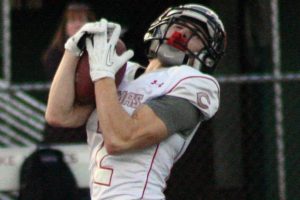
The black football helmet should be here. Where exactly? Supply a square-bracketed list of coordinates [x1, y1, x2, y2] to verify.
[144, 4, 226, 74]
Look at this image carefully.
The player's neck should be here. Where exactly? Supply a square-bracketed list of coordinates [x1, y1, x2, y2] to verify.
[145, 58, 164, 73]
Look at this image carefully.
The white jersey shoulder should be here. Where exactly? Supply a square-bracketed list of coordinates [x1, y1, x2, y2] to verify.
[164, 65, 220, 119]
[122, 61, 143, 82]
[119, 64, 220, 119]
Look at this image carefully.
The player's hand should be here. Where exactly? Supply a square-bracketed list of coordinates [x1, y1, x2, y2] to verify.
[86, 19, 134, 82]
[64, 21, 107, 56]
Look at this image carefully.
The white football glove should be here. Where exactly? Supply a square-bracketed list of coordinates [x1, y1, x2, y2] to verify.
[64, 21, 108, 56]
[86, 19, 134, 82]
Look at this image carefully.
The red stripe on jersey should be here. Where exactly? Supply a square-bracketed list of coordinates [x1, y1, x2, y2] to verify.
[141, 144, 160, 198]
[166, 75, 220, 97]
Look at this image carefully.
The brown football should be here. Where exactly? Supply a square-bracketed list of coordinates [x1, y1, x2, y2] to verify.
[75, 40, 127, 105]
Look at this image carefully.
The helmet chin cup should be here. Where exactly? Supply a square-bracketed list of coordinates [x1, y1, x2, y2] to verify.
[157, 43, 186, 67]
[156, 31, 188, 67]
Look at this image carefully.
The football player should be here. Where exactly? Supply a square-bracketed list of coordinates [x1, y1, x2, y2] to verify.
[46, 4, 226, 200]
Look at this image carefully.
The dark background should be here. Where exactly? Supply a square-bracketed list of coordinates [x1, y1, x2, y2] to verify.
[11, 0, 211, 83]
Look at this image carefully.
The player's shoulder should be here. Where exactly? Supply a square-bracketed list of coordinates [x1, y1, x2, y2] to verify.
[166, 65, 220, 119]
[123, 61, 145, 81]
[167, 65, 220, 92]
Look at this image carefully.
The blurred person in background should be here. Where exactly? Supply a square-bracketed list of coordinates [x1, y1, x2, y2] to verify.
[42, 1, 96, 81]
[45, 3, 226, 200]
[42, 1, 96, 144]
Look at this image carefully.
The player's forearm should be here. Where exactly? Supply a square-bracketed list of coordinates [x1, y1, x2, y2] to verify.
[94, 78, 138, 153]
[45, 51, 81, 126]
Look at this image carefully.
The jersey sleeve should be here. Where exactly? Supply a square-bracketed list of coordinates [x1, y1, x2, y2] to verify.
[146, 95, 202, 136]
[166, 70, 220, 120]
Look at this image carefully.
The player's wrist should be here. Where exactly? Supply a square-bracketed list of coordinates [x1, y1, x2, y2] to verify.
[64, 48, 80, 57]
[90, 70, 115, 82]
[94, 77, 117, 93]
[64, 40, 82, 57]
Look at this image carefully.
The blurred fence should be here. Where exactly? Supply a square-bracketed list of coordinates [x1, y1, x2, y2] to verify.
[0, 90, 45, 146]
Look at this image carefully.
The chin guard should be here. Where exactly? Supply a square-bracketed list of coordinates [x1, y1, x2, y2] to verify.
[156, 31, 189, 67]
[157, 43, 187, 67]
[156, 32, 190, 67]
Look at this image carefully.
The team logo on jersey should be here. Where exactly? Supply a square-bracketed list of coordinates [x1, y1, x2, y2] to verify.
[118, 91, 144, 108]
[197, 92, 210, 109]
